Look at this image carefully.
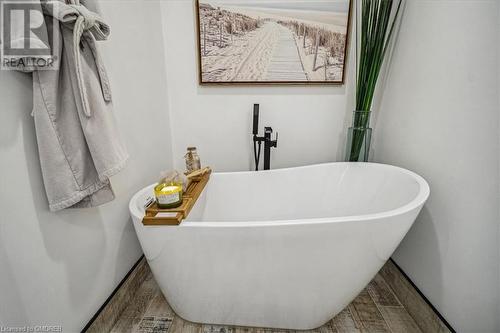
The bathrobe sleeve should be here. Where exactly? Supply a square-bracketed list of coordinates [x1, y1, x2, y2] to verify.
[79, 0, 100, 13]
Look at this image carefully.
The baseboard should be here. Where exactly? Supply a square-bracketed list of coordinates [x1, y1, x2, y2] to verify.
[82, 256, 149, 333]
[380, 259, 456, 333]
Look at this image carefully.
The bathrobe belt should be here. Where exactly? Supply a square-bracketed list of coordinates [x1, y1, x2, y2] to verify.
[46, 1, 112, 117]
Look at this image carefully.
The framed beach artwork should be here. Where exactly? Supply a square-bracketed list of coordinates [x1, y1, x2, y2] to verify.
[195, 0, 352, 85]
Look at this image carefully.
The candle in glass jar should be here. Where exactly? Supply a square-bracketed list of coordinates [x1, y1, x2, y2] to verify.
[154, 182, 183, 208]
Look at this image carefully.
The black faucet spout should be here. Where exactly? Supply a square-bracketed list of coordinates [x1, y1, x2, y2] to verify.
[263, 127, 278, 170]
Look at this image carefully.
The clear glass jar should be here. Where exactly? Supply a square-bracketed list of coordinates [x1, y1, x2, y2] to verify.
[185, 147, 201, 173]
[345, 110, 372, 162]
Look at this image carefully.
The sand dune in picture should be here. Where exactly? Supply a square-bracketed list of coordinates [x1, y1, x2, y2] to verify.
[222, 6, 347, 32]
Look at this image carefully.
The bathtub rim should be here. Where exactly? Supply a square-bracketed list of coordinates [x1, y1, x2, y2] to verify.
[129, 162, 430, 227]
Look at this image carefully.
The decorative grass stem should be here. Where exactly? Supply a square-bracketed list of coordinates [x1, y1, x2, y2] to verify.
[346, 0, 403, 162]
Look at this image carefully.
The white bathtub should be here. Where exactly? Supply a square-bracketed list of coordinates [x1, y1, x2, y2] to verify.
[129, 162, 429, 330]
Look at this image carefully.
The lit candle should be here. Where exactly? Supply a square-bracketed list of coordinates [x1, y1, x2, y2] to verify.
[154, 182, 183, 209]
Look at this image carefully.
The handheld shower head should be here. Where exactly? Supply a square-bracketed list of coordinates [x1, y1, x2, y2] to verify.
[253, 104, 259, 135]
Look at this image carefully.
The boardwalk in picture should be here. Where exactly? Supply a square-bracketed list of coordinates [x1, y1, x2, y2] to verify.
[265, 25, 308, 81]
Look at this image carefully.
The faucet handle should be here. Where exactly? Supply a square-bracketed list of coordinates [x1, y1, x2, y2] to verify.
[273, 132, 278, 147]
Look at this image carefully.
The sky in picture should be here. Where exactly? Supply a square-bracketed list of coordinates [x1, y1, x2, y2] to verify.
[203, 0, 350, 13]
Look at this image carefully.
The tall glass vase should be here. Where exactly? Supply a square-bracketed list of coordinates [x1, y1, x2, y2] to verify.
[345, 110, 372, 162]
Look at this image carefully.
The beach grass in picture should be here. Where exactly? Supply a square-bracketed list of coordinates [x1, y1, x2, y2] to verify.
[196, 0, 352, 84]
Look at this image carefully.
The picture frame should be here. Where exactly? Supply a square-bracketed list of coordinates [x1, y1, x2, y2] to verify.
[195, 0, 352, 85]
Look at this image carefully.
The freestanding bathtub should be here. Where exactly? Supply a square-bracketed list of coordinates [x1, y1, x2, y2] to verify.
[129, 162, 429, 330]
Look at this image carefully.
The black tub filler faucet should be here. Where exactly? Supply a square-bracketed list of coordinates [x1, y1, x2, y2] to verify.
[252, 104, 278, 171]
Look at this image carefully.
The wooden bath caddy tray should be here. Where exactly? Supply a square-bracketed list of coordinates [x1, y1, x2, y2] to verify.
[142, 168, 212, 226]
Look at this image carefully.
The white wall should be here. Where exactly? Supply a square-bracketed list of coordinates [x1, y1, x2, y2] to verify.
[160, 0, 356, 172]
[372, 1, 500, 332]
[0, 1, 172, 331]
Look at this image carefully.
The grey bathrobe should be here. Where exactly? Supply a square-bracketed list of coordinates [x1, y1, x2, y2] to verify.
[14, 0, 128, 211]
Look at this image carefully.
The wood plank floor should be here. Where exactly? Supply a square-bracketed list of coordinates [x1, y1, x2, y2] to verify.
[111, 265, 422, 333]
